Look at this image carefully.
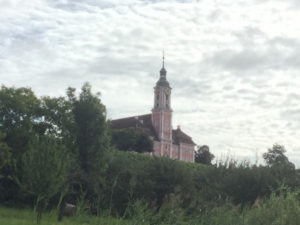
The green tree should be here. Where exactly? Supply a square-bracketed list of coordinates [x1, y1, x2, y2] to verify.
[0, 131, 11, 177]
[111, 128, 153, 153]
[195, 145, 214, 165]
[140, 157, 195, 209]
[20, 135, 70, 223]
[0, 86, 42, 157]
[0, 84, 111, 212]
[72, 83, 110, 201]
[135, 132, 153, 153]
[0, 86, 43, 202]
[263, 144, 294, 168]
[40, 96, 77, 155]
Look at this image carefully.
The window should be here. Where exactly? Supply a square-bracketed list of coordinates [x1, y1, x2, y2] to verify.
[166, 94, 169, 100]
[157, 95, 159, 100]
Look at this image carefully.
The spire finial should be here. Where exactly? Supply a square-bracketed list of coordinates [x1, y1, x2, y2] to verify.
[157, 50, 169, 86]
[162, 50, 165, 68]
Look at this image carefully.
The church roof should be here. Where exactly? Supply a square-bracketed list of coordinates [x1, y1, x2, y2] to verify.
[172, 128, 196, 145]
[110, 114, 159, 141]
[110, 114, 195, 145]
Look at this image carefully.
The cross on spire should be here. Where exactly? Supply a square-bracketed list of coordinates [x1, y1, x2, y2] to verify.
[162, 50, 165, 68]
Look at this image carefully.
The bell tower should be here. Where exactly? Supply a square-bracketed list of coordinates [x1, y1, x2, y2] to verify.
[152, 53, 172, 155]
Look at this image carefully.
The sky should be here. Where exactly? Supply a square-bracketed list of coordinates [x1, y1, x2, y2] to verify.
[1, 0, 300, 165]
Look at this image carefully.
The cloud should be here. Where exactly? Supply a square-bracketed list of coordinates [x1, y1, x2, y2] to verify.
[1, 0, 300, 165]
[203, 36, 300, 75]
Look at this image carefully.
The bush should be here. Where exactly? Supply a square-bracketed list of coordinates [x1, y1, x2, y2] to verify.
[246, 187, 300, 225]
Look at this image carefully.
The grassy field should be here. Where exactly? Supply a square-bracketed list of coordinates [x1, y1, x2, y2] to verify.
[3, 189, 300, 225]
[0, 207, 131, 225]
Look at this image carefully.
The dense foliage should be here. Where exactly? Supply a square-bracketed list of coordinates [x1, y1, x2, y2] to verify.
[195, 145, 215, 165]
[1, 84, 300, 224]
[21, 136, 70, 223]
[111, 128, 153, 153]
[0, 131, 10, 176]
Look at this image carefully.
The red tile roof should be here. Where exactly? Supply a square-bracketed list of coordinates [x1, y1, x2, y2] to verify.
[110, 114, 159, 141]
[110, 114, 195, 145]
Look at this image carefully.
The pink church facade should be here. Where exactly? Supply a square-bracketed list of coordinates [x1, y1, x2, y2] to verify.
[111, 59, 196, 163]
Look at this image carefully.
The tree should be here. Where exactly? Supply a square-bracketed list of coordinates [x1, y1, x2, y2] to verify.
[0, 86, 42, 158]
[20, 135, 70, 223]
[111, 128, 136, 152]
[111, 128, 153, 153]
[263, 144, 294, 168]
[72, 83, 110, 200]
[195, 145, 214, 165]
[40, 95, 77, 155]
[142, 157, 195, 209]
[135, 132, 153, 153]
[0, 86, 43, 202]
[0, 84, 111, 213]
[0, 131, 11, 177]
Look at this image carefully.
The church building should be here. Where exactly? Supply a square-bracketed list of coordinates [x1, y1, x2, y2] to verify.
[111, 57, 196, 162]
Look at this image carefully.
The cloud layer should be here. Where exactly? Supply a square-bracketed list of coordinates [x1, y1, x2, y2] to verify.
[1, 0, 300, 165]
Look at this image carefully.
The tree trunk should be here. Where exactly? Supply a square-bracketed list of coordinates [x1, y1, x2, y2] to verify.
[58, 200, 65, 221]
[37, 200, 45, 224]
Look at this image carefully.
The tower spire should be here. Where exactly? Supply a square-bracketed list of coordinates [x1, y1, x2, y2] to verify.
[159, 50, 167, 78]
[157, 51, 169, 86]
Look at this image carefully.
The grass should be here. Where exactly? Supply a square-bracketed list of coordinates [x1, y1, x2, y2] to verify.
[0, 207, 131, 225]
[3, 188, 300, 225]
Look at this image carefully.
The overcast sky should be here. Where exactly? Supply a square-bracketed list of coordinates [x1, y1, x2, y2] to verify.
[1, 0, 300, 165]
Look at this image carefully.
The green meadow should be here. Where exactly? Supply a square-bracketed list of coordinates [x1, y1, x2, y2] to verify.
[2, 189, 300, 225]
[0, 207, 131, 225]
